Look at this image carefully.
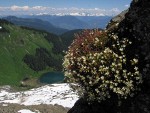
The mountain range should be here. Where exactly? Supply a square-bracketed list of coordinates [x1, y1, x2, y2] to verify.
[3, 15, 112, 35]
[20, 15, 112, 30]
[3, 16, 68, 35]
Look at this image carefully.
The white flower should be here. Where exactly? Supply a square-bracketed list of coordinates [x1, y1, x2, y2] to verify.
[101, 76, 104, 80]
[119, 48, 123, 51]
[129, 41, 132, 44]
[116, 70, 119, 74]
[95, 88, 99, 93]
[123, 69, 127, 73]
[133, 58, 138, 64]
[134, 66, 138, 71]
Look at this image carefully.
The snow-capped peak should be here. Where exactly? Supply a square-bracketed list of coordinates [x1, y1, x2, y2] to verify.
[31, 12, 106, 16]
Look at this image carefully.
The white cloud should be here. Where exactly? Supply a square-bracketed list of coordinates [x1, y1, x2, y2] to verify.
[10, 5, 29, 11]
[32, 6, 47, 10]
[0, 5, 121, 16]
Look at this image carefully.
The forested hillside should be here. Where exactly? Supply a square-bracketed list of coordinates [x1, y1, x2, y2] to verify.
[60, 29, 83, 50]
[0, 19, 64, 86]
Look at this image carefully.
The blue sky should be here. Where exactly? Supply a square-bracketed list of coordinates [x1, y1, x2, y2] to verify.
[1, 0, 131, 9]
[0, 0, 132, 16]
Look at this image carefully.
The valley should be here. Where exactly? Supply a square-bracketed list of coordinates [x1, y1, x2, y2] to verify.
[0, 19, 64, 86]
[0, 15, 111, 87]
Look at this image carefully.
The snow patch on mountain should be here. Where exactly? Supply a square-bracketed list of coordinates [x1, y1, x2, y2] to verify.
[0, 83, 79, 108]
[18, 109, 39, 113]
[35, 12, 106, 16]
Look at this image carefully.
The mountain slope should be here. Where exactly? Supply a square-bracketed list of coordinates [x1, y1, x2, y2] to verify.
[50, 16, 89, 30]
[60, 29, 83, 50]
[76, 16, 112, 29]
[26, 15, 89, 30]
[25, 15, 112, 30]
[0, 19, 64, 86]
[3, 16, 68, 35]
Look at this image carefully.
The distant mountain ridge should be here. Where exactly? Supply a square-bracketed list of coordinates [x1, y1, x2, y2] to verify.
[76, 16, 112, 29]
[2, 15, 112, 32]
[3, 16, 68, 35]
[32, 12, 107, 16]
[25, 15, 89, 30]
[22, 15, 112, 30]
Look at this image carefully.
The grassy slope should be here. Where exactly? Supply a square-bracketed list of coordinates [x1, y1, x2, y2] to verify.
[0, 24, 53, 86]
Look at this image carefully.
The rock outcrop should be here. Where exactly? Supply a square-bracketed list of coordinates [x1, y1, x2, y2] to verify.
[68, 0, 150, 113]
[116, 0, 150, 92]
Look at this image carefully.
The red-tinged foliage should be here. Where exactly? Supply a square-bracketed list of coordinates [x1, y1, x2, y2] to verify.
[68, 29, 108, 57]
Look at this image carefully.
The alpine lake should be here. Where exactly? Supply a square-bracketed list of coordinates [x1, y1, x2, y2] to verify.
[39, 72, 65, 84]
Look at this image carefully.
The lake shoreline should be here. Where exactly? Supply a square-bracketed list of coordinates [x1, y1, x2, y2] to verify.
[16, 71, 65, 91]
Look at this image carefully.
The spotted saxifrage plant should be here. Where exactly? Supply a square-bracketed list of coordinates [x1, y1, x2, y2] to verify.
[63, 29, 142, 102]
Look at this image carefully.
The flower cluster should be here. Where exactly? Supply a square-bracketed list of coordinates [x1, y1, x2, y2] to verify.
[63, 29, 142, 102]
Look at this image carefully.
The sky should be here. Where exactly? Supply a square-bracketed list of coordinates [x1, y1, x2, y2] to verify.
[0, 0, 132, 16]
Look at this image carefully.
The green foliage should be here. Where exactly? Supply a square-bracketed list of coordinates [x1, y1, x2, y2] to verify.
[23, 48, 62, 71]
[0, 19, 12, 33]
[63, 29, 142, 102]
[0, 20, 64, 86]
[44, 33, 65, 54]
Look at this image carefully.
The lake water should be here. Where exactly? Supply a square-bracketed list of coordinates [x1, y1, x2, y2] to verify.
[39, 72, 64, 84]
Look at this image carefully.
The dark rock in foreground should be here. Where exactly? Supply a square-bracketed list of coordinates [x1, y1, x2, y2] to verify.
[68, 0, 150, 112]
[69, 94, 150, 113]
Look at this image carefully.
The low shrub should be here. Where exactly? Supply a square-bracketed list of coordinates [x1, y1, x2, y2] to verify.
[63, 29, 142, 102]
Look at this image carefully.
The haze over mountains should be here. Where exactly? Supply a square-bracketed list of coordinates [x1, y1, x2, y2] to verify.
[2, 15, 112, 34]
[24, 15, 112, 30]
[3, 16, 68, 35]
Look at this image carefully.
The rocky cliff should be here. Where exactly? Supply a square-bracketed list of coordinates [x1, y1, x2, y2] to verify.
[68, 0, 150, 113]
